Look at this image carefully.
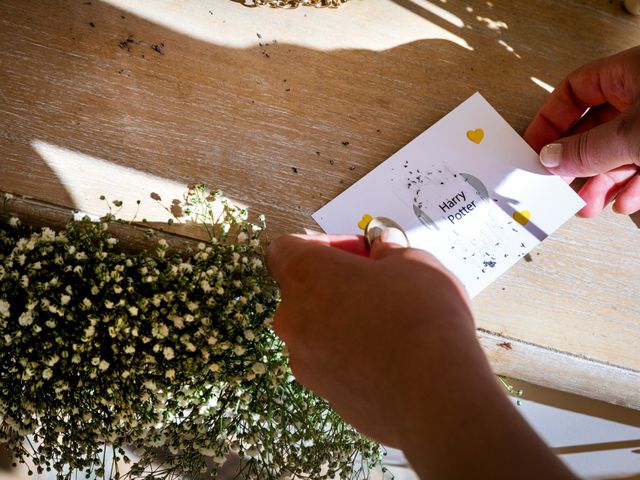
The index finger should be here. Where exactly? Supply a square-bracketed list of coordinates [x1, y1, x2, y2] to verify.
[266, 234, 365, 288]
[524, 48, 638, 152]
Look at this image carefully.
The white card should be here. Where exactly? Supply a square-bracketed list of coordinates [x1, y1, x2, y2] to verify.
[313, 93, 585, 298]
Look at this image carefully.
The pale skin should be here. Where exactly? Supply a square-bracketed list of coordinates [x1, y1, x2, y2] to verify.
[266, 47, 639, 479]
[525, 46, 640, 217]
[267, 234, 576, 479]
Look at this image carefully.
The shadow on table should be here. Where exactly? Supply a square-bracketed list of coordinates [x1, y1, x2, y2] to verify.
[0, 0, 638, 476]
[511, 378, 640, 429]
[1, 0, 633, 235]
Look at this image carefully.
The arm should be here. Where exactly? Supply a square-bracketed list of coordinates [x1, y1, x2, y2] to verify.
[267, 233, 576, 480]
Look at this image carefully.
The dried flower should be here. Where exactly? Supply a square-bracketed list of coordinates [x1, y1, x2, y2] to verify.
[0, 188, 381, 480]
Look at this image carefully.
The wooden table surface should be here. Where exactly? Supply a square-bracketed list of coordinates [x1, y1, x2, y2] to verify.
[1, 0, 639, 408]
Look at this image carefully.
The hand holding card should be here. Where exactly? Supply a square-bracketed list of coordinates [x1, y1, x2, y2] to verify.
[314, 93, 585, 297]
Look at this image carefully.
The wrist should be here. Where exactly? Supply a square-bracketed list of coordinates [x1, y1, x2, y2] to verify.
[388, 323, 492, 444]
[389, 328, 576, 480]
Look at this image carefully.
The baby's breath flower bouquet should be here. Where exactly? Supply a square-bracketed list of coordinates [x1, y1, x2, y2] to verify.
[0, 187, 382, 479]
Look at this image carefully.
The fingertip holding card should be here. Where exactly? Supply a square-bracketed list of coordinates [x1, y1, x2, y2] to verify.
[313, 93, 585, 297]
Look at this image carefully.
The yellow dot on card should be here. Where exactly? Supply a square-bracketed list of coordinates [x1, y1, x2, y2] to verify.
[513, 210, 531, 226]
[357, 214, 373, 231]
[466, 128, 484, 144]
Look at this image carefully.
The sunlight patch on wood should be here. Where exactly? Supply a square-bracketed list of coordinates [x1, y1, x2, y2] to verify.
[99, 0, 472, 51]
[531, 76, 555, 93]
[31, 139, 247, 226]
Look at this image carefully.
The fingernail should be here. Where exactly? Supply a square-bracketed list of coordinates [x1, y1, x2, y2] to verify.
[540, 143, 562, 168]
[380, 227, 409, 247]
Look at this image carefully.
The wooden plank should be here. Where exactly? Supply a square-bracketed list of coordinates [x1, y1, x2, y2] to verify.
[479, 329, 640, 411]
[5, 195, 640, 409]
[1, 0, 639, 406]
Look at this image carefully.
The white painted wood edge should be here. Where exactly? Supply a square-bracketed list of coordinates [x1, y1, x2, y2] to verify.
[479, 328, 640, 410]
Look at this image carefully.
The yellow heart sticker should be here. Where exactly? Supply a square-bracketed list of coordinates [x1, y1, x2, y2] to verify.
[357, 214, 373, 231]
[513, 210, 531, 225]
[466, 128, 484, 144]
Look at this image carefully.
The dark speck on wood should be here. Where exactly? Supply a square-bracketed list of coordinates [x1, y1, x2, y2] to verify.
[291, 167, 298, 174]
[89, 22, 95, 27]
[151, 42, 165, 54]
[342, 141, 349, 146]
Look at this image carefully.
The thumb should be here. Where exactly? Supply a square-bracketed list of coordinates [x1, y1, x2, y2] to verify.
[539, 107, 640, 177]
[368, 227, 409, 260]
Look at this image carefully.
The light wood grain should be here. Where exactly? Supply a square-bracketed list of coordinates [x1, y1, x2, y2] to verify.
[1, 0, 639, 406]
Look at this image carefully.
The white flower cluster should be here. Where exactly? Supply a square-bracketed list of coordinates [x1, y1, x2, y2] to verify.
[0, 189, 381, 480]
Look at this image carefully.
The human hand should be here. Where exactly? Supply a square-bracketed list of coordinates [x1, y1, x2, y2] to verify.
[524, 46, 640, 217]
[266, 232, 476, 448]
[267, 232, 577, 479]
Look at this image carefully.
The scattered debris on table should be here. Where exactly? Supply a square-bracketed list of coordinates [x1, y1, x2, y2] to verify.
[151, 42, 165, 55]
